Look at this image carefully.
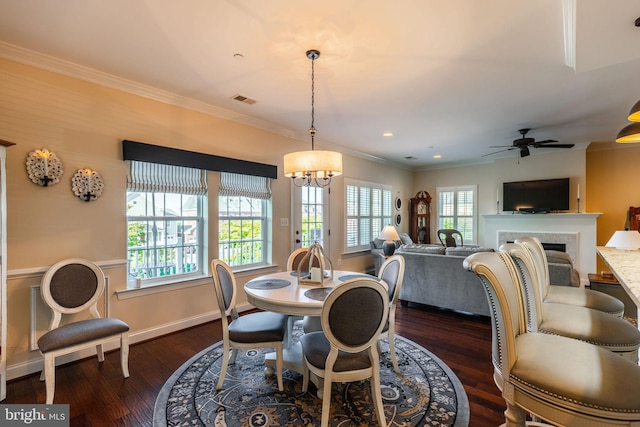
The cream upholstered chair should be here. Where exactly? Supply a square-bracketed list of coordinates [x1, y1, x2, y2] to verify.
[37, 258, 130, 404]
[300, 278, 389, 427]
[501, 243, 640, 362]
[464, 251, 640, 427]
[515, 237, 625, 317]
[437, 228, 463, 247]
[377, 254, 405, 373]
[211, 259, 288, 391]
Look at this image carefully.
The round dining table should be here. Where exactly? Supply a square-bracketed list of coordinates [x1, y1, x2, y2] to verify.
[244, 269, 379, 316]
[244, 269, 382, 377]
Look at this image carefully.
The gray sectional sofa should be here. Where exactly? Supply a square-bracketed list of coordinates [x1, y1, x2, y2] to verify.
[395, 245, 494, 316]
[371, 243, 580, 317]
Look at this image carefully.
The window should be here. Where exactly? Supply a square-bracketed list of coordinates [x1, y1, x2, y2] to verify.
[126, 161, 206, 285]
[300, 186, 324, 247]
[345, 178, 392, 253]
[437, 185, 477, 244]
[218, 172, 272, 268]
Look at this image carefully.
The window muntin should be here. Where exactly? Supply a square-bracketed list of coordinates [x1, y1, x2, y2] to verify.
[127, 192, 204, 282]
[345, 179, 392, 253]
[437, 185, 477, 244]
[218, 195, 268, 268]
[301, 186, 324, 247]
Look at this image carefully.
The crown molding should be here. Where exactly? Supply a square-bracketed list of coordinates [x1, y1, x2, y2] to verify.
[562, 0, 577, 70]
[0, 41, 409, 171]
[0, 41, 297, 138]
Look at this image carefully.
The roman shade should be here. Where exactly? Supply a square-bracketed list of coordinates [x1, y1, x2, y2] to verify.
[126, 160, 207, 195]
[219, 172, 271, 200]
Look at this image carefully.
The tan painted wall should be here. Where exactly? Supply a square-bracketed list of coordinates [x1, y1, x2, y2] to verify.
[0, 58, 412, 377]
[586, 142, 640, 272]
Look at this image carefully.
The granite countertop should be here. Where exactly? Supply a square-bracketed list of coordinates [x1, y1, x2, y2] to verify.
[596, 246, 640, 307]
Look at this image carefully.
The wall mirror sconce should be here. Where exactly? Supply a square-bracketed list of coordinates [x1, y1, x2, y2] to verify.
[26, 148, 63, 186]
[71, 168, 104, 202]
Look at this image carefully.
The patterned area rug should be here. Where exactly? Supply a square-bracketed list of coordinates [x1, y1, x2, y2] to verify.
[154, 325, 469, 426]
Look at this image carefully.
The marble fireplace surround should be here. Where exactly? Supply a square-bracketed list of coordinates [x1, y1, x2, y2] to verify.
[483, 213, 601, 287]
[498, 231, 577, 264]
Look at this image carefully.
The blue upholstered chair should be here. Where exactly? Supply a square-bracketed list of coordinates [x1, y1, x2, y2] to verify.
[300, 278, 389, 427]
[38, 258, 130, 404]
[464, 251, 640, 426]
[211, 259, 288, 391]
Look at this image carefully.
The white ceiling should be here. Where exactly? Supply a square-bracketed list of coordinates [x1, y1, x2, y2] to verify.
[1, 0, 639, 169]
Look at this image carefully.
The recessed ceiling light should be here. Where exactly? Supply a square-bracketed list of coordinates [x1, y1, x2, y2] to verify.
[433, 155, 442, 159]
[233, 53, 244, 60]
[383, 132, 394, 137]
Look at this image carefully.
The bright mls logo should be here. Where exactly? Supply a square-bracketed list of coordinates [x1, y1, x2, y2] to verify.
[1, 405, 69, 426]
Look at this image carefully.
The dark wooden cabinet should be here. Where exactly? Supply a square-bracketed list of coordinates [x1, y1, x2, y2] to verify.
[410, 191, 431, 244]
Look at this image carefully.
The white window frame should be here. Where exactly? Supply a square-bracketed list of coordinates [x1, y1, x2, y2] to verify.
[218, 195, 271, 269]
[126, 191, 205, 287]
[436, 185, 478, 245]
[344, 178, 393, 253]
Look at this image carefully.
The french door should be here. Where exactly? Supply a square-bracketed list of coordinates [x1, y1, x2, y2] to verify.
[292, 184, 331, 255]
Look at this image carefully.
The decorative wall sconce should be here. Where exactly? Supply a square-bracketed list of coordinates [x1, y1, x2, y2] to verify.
[71, 168, 104, 202]
[26, 148, 63, 186]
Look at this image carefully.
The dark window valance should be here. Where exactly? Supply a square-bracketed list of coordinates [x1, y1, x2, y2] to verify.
[122, 140, 277, 179]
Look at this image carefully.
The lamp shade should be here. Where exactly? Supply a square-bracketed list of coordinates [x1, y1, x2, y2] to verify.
[615, 122, 640, 143]
[379, 225, 400, 242]
[605, 230, 640, 250]
[628, 99, 640, 122]
[284, 150, 343, 179]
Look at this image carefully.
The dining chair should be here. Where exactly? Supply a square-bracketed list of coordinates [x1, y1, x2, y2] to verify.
[300, 278, 389, 427]
[37, 258, 130, 404]
[501, 243, 640, 362]
[437, 229, 463, 247]
[287, 247, 326, 333]
[515, 237, 625, 317]
[464, 251, 640, 427]
[286, 247, 312, 272]
[211, 259, 288, 391]
[377, 254, 405, 373]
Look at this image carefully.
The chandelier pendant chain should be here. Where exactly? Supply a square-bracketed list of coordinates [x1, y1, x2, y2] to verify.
[309, 50, 318, 151]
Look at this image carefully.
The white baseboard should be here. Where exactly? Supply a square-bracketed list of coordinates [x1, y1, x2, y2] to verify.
[7, 302, 253, 381]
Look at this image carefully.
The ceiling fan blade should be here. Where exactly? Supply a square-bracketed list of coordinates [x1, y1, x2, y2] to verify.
[482, 147, 515, 157]
[488, 145, 513, 148]
[533, 139, 558, 145]
[536, 143, 575, 149]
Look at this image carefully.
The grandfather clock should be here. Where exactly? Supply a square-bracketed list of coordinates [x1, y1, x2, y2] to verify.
[410, 191, 431, 244]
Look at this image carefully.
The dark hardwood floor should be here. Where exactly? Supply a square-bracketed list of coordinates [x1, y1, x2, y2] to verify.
[5, 303, 506, 426]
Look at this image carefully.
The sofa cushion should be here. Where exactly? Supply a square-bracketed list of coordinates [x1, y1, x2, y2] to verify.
[399, 233, 413, 245]
[445, 246, 495, 257]
[399, 244, 446, 255]
[545, 250, 573, 265]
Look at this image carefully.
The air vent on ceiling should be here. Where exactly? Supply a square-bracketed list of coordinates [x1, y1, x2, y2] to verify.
[231, 94, 257, 105]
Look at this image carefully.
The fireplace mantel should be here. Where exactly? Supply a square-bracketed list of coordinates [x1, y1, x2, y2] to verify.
[482, 213, 602, 286]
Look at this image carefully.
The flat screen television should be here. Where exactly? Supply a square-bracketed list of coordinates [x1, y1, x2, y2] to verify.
[503, 178, 570, 213]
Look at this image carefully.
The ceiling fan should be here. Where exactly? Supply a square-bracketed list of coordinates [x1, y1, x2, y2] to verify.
[484, 128, 575, 158]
